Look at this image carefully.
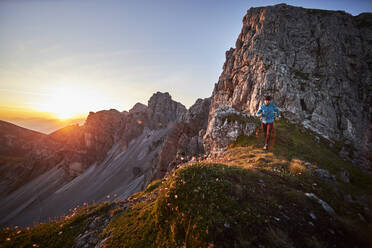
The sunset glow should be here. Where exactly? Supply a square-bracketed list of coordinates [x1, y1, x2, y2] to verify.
[1, 0, 370, 134]
[34, 85, 97, 120]
[56, 112, 75, 120]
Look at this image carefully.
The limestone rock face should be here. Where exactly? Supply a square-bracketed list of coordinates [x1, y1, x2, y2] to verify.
[152, 97, 211, 179]
[203, 105, 257, 156]
[47, 109, 126, 180]
[129, 103, 147, 114]
[181, 98, 211, 131]
[209, 4, 372, 168]
[147, 92, 187, 129]
[82, 109, 124, 159]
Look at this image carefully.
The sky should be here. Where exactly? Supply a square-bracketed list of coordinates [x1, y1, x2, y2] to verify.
[0, 0, 371, 133]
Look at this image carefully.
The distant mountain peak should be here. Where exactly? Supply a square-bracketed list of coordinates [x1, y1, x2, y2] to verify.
[129, 102, 147, 114]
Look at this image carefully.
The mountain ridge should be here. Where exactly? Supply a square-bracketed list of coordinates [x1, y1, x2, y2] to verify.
[0, 3, 371, 247]
[0, 92, 211, 228]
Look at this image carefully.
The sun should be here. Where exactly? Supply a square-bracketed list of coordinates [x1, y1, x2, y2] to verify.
[55, 111, 75, 120]
[33, 82, 114, 120]
[34, 85, 90, 120]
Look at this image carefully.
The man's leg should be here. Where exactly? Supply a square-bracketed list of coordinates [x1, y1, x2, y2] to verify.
[262, 122, 268, 149]
[265, 123, 274, 147]
[261, 122, 267, 137]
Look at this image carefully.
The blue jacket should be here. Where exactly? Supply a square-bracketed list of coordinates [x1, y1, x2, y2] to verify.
[256, 103, 280, 123]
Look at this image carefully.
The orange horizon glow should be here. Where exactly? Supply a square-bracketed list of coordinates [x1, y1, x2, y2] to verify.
[0, 106, 86, 121]
[0, 82, 122, 121]
[0, 105, 87, 134]
[31, 84, 104, 121]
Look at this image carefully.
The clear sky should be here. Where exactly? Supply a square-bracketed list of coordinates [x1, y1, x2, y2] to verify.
[0, 0, 371, 132]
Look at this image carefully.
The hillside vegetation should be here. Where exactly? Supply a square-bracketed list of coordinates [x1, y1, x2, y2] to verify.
[1, 119, 371, 248]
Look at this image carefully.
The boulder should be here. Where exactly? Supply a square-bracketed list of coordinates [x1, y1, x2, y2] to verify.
[203, 105, 257, 156]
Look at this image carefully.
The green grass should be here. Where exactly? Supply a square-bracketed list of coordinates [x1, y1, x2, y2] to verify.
[128, 179, 163, 201]
[100, 117, 372, 247]
[101, 161, 371, 247]
[231, 119, 372, 193]
[0, 202, 113, 248]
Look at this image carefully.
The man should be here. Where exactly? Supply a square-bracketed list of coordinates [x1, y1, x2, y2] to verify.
[256, 95, 280, 150]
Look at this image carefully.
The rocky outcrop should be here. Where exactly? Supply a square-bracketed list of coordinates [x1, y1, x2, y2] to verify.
[46, 109, 127, 180]
[152, 97, 211, 180]
[129, 103, 147, 114]
[203, 105, 257, 156]
[209, 4, 372, 168]
[147, 92, 187, 129]
[181, 98, 211, 130]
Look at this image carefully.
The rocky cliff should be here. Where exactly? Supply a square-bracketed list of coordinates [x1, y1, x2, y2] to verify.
[203, 105, 258, 156]
[208, 4, 372, 168]
[152, 97, 211, 180]
[147, 92, 187, 129]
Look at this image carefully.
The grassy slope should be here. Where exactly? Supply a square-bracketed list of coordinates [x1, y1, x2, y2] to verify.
[1, 119, 371, 247]
[0, 202, 117, 248]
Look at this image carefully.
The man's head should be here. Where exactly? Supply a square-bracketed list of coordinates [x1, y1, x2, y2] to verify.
[264, 95, 271, 105]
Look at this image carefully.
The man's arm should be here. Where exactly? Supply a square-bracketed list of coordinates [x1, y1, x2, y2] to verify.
[273, 105, 280, 119]
[256, 106, 263, 117]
